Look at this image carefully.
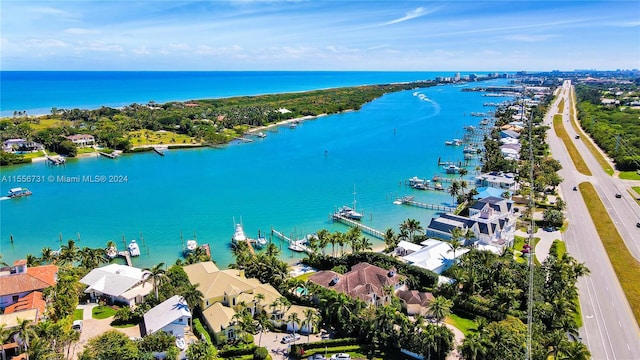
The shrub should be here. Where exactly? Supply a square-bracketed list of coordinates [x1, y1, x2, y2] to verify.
[253, 347, 269, 360]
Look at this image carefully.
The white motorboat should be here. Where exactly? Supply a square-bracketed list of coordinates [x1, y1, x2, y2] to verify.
[105, 246, 117, 259]
[255, 230, 267, 249]
[232, 223, 247, 246]
[185, 239, 197, 254]
[128, 240, 141, 257]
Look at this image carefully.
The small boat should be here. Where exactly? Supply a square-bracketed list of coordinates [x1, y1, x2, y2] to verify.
[445, 165, 460, 174]
[434, 183, 444, 190]
[463, 146, 477, 154]
[231, 223, 247, 246]
[289, 122, 297, 129]
[128, 240, 141, 257]
[288, 238, 308, 252]
[105, 246, 117, 259]
[255, 230, 267, 249]
[408, 176, 427, 190]
[256, 132, 267, 138]
[445, 140, 453, 146]
[184, 239, 197, 255]
[335, 206, 364, 220]
[8, 187, 32, 198]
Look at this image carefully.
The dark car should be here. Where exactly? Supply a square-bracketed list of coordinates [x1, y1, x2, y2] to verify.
[636, 222, 640, 228]
[615, 193, 622, 198]
[573, 186, 577, 191]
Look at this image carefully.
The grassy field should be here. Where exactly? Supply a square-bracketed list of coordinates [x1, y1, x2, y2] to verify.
[619, 171, 640, 180]
[29, 118, 72, 130]
[579, 182, 640, 325]
[77, 147, 96, 154]
[73, 309, 84, 321]
[553, 115, 592, 176]
[557, 98, 565, 113]
[512, 235, 541, 265]
[568, 89, 615, 176]
[446, 313, 476, 336]
[21, 151, 46, 159]
[128, 129, 195, 146]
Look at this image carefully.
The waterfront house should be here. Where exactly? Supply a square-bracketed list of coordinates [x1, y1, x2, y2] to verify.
[396, 289, 435, 316]
[2, 139, 44, 153]
[183, 261, 317, 341]
[142, 295, 192, 337]
[65, 134, 95, 147]
[400, 239, 470, 275]
[500, 129, 521, 139]
[0, 260, 57, 311]
[474, 172, 517, 191]
[394, 240, 423, 257]
[79, 264, 153, 307]
[308, 262, 406, 307]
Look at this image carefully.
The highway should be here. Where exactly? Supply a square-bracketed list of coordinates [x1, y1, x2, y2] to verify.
[543, 80, 640, 359]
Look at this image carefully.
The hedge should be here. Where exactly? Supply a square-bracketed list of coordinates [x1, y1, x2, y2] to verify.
[218, 344, 257, 358]
[193, 318, 212, 344]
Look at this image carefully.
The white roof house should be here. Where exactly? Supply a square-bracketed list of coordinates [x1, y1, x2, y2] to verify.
[401, 239, 469, 274]
[394, 240, 424, 256]
[79, 264, 153, 307]
[143, 295, 192, 337]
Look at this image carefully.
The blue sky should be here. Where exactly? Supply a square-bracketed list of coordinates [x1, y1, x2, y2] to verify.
[1, 1, 639, 71]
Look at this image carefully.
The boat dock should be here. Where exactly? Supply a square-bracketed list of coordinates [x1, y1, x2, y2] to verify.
[395, 197, 457, 212]
[330, 213, 384, 240]
[46, 156, 66, 166]
[98, 151, 119, 159]
[153, 146, 166, 156]
[271, 228, 313, 254]
[117, 251, 132, 266]
[201, 244, 211, 258]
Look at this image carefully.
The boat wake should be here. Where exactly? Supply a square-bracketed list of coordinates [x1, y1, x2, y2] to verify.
[0, 197, 10, 201]
[414, 92, 441, 118]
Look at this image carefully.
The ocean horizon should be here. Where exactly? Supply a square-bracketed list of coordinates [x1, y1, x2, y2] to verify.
[0, 71, 502, 117]
[0, 72, 513, 268]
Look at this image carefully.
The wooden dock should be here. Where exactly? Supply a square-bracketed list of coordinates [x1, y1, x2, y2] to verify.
[330, 214, 385, 240]
[98, 151, 119, 159]
[271, 228, 313, 254]
[152, 146, 166, 156]
[46, 156, 66, 166]
[117, 251, 132, 266]
[396, 198, 456, 212]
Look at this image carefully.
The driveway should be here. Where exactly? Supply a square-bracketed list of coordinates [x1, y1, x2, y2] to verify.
[69, 304, 141, 360]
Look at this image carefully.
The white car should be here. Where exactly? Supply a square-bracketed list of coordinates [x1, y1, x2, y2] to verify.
[280, 333, 301, 344]
[330, 354, 351, 360]
[72, 320, 83, 332]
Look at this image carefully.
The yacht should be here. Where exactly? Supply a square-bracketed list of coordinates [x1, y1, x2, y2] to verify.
[463, 146, 477, 154]
[128, 240, 141, 257]
[231, 223, 247, 246]
[334, 187, 364, 220]
[444, 165, 460, 174]
[8, 187, 32, 198]
[257, 132, 267, 138]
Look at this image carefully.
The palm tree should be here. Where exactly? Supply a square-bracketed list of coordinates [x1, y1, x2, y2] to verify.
[336, 233, 347, 256]
[253, 293, 266, 315]
[264, 242, 281, 258]
[458, 168, 468, 178]
[460, 332, 486, 360]
[287, 312, 301, 335]
[255, 312, 270, 347]
[302, 308, 319, 342]
[58, 239, 78, 265]
[0, 324, 12, 360]
[328, 233, 337, 257]
[447, 241, 464, 264]
[429, 296, 452, 324]
[40, 247, 55, 265]
[359, 237, 373, 252]
[449, 180, 461, 205]
[383, 228, 398, 251]
[182, 283, 204, 311]
[16, 318, 32, 358]
[317, 229, 330, 256]
[25, 255, 41, 267]
[449, 227, 464, 245]
[400, 219, 423, 242]
[463, 228, 476, 246]
[143, 262, 166, 301]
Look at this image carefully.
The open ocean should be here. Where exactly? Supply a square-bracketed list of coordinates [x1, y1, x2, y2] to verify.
[0, 71, 512, 268]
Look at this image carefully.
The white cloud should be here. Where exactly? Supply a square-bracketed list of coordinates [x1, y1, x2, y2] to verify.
[381, 7, 437, 26]
[25, 39, 69, 48]
[78, 41, 124, 53]
[132, 46, 151, 55]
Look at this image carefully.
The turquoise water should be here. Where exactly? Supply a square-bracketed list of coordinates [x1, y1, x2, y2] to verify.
[0, 78, 512, 268]
[0, 71, 484, 117]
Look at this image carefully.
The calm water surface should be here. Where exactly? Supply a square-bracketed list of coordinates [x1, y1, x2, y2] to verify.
[0, 77, 512, 267]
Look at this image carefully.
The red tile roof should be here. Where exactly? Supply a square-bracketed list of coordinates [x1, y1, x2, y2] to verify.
[4, 291, 46, 316]
[309, 262, 404, 303]
[0, 265, 57, 297]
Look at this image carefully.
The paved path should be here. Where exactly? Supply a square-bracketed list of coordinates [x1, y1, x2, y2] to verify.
[514, 228, 560, 263]
[445, 323, 464, 360]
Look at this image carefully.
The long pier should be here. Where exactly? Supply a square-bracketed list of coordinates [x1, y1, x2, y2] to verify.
[46, 156, 66, 166]
[117, 251, 132, 266]
[99, 151, 119, 159]
[396, 197, 457, 213]
[330, 214, 385, 240]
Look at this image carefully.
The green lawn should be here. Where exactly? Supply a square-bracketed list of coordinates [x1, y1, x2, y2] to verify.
[21, 151, 46, 159]
[580, 182, 640, 325]
[128, 129, 195, 147]
[619, 171, 640, 180]
[73, 309, 84, 321]
[92, 305, 117, 319]
[446, 313, 476, 336]
[294, 272, 315, 281]
[77, 147, 95, 154]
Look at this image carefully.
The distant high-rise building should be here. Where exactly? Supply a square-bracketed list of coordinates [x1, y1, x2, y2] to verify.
[455, 72, 461, 81]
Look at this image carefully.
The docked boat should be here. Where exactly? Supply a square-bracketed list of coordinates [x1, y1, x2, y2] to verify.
[335, 206, 364, 220]
[463, 146, 477, 154]
[408, 176, 428, 190]
[255, 230, 267, 249]
[184, 239, 197, 255]
[445, 139, 462, 146]
[8, 187, 32, 198]
[128, 240, 141, 257]
[256, 132, 267, 138]
[231, 223, 248, 246]
[288, 238, 308, 252]
[105, 246, 117, 259]
[444, 165, 461, 174]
